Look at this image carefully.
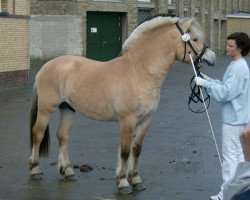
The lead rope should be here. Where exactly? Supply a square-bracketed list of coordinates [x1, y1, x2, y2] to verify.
[188, 52, 222, 167]
[188, 74, 210, 113]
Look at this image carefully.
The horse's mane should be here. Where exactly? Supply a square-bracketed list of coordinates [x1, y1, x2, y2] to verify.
[138, 13, 178, 26]
[122, 14, 179, 51]
[122, 14, 204, 52]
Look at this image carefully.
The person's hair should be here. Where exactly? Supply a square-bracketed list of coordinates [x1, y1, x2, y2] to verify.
[227, 32, 250, 56]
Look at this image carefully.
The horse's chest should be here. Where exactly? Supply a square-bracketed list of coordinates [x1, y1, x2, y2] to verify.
[134, 91, 160, 117]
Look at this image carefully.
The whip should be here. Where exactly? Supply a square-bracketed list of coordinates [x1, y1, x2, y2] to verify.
[188, 52, 222, 167]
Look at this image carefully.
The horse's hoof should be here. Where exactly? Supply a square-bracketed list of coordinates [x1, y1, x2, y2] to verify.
[65, 175, 77, 181]
[30, 165, 42, 180]
[30, 173, 43, 180]
[133, 183, 146, 191]
[118, 186, 133, 194]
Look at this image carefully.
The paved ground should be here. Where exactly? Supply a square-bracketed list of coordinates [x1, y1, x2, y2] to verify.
[0, 56, 249, 200]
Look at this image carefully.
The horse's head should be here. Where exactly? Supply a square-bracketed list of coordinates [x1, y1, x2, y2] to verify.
[175, 18, 216, 67]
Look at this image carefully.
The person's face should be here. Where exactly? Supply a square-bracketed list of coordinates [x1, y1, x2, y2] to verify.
[226, 39, 242, 60]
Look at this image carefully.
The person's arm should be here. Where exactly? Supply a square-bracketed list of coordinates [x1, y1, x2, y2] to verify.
[195, 74, 241, 103]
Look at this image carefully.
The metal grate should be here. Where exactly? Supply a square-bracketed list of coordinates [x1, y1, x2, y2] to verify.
[138, 9, 150, 25]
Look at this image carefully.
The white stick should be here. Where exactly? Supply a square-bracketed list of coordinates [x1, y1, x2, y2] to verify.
[188, 52, 222, 167]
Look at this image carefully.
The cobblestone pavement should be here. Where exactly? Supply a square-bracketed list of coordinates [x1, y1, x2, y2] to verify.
[0, 56, 249, 200]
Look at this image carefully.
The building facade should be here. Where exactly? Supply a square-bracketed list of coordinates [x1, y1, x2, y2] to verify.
[0, 0, 30, 88]
[1, 0, 248, 88]
[30, 0, 138, 61]
[30, 0, 250, 61]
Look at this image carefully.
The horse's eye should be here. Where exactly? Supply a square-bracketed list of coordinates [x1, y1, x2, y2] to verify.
[193, 38, 198, 42]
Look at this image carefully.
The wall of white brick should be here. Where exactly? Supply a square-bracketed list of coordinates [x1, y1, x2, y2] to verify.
[30, 15, 83, 59]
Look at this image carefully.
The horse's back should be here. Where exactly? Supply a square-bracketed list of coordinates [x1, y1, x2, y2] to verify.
[38, 55, 101, 74]
[35, 55, 102, 87]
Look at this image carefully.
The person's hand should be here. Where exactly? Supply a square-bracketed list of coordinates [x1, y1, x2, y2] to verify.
[194, 77, 206, 87]
[240, 123, 250, 161]
[200, 72, 211, 81]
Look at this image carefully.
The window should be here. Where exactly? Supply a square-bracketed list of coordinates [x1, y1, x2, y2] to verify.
[0, 0, 2, 12]
[138, 9, 150, 24]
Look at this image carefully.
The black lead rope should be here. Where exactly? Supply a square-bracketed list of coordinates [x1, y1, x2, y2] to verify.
[188, 69, 210, 113]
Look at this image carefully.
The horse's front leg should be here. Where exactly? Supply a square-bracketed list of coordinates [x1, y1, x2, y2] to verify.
[57, 108, 76, 181]
[116, 117, 135, 194]
[127, 117, 151, 191]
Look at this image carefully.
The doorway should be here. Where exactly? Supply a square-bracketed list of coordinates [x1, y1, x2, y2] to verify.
[86, 12, 122, 61]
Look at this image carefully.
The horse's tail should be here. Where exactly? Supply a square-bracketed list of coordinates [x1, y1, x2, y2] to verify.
[30, 85, 50, 157]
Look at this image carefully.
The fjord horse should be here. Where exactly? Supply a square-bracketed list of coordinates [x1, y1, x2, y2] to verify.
[29, 15, 216, 194]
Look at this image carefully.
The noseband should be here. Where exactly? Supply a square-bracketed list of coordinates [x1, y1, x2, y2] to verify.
[175, 21, 210, 113]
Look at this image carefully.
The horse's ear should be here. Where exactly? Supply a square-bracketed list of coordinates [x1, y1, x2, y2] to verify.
[179, 18, 193, 33]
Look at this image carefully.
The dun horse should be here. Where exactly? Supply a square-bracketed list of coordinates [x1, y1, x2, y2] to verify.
[29, 15, 216, 194]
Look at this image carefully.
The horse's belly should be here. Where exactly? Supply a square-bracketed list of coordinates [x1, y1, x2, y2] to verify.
[75, 104, 118, 122]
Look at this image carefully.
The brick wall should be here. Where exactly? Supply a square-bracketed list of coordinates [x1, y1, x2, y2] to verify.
[0, 17, 29, 73]
[0, 0, 30, 88]
[0, 69, 28, 88]
[15, 0, 30, 15]
[30, 0, 138, 59]
[227, 17, 250, 36]
[2, 0, 30, 15]
[227, 16, 250, 56]
[30, 0, 250, 59]
[30, 15, 83, 59]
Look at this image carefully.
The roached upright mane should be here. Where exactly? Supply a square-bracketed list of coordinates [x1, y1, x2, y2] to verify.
[122, 14, 179, 52]
[122, 14, 205, 52]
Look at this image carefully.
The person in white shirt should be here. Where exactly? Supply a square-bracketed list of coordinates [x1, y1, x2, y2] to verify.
[194, 32, 250, 200]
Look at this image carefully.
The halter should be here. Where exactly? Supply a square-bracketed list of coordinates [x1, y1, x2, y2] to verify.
[175, 21, 207, 67]
[175, 21, 210, 113]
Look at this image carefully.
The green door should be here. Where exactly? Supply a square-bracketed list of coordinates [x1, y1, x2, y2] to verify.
[86, 12, 122, 61]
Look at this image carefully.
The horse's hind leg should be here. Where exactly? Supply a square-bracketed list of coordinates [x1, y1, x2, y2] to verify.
[116, 117, 135, 194]
[127, 117, 151, 191]
[30, 109, 54, 179]
[57, 105, 76, 181]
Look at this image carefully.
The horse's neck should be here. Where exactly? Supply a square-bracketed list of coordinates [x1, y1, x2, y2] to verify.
[121, 38, 176, 89]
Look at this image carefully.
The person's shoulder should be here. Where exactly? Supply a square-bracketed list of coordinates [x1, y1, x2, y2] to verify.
[239, 58, 248, 66]
[231, 59, 249, 74]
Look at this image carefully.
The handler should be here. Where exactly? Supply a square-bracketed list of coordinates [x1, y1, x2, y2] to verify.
[194, 32, 250, 200]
